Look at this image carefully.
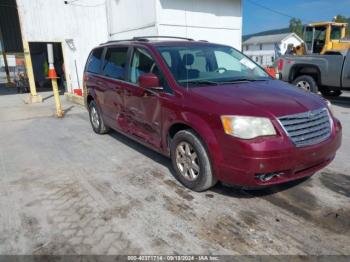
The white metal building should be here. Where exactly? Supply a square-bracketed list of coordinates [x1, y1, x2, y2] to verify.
[243, 33, 304, 67]
[16, 0, 108, 93]
[107, 0, 243, 49]
[1, 0, 242, 96]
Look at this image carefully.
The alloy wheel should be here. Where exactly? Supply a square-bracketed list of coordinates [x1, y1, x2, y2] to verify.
[175, 141, 200, 181]
[90, 107, 100, 129]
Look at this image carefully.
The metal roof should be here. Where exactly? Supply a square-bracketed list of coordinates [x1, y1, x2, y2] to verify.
[243, 33, 299, 45]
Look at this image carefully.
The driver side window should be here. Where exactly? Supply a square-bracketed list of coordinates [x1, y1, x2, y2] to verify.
[129, 47, 170, 91]
[130, 48, 158, 84]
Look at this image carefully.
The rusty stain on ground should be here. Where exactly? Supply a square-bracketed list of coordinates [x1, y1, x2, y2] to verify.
[150, 170, 164, 180]
[101, 199, 142, 220]
[252, 184, 350, 234]
[205, 194, 214, 199]
[33, 236, 77, 255]
[21, 214, 40, 236]
[163, 180, 194, 201]
[198, 215, 252, 253]
[168, 232, 185, 242]
[238, 211, 258, 228]
[162, 195, 195, 221]
[145, 195, 157, 202]
[151, 238, 169, 248]
[320, 171, 350, 198]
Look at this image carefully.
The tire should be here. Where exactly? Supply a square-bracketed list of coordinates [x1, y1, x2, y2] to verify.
[88, 100, 109, 134]
[320, 88, 342, 97]
[293, 75, 318, 93]
[170, 130, 217, 192]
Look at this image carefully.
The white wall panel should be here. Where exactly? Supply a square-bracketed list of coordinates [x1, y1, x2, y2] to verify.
[108, 0, 157, 38]
[17, 0, 108, 91]
[108, 0, 242, 49]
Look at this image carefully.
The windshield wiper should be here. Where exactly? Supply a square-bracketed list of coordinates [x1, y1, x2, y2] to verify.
[182, 80, 219, 86]
[220, 78, 269, 84]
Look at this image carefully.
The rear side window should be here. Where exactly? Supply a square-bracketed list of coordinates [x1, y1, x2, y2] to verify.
[86, 48, 103, 74]
[102, 47, 128, 80]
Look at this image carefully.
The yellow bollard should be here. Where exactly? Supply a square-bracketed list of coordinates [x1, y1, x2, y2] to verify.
[47, 44, 64, 118]
[51, 77, 64, 118]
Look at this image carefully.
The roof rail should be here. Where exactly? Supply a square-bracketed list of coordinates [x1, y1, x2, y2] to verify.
[101, 36, 194, 46]
[100, 39, 133, 45]
[132, 36, 194, 41]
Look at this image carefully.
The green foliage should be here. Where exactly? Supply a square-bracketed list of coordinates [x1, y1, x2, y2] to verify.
[333, 15, 348, 23]
[289, 18, 303, 38]
[333, 15, 349, 36]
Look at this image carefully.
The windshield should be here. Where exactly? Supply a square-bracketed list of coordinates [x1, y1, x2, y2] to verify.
[157, 45, 270, 87]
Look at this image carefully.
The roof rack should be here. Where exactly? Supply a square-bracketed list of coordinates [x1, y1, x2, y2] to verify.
[101, 36, 194, 46]
[132, 36, 194, 41]
[100, 39, 133, 45]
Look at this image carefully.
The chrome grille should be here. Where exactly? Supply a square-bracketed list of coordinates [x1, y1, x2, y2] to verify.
[278, 108, 331, 147]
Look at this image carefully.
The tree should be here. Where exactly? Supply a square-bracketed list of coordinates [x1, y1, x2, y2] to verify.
[333, 14, 348, 23]
[333, 15, 349, 36]
[289, 18, 303, 38]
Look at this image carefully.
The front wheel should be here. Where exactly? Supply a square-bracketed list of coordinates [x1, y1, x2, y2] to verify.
[293, 75, 318, 93]
[170, 130, 217, 192]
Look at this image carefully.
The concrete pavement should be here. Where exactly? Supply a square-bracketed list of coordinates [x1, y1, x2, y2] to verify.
[0, 88, 349, 255]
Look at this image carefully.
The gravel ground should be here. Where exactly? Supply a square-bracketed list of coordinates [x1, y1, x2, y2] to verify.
[0, 88, 349, 255]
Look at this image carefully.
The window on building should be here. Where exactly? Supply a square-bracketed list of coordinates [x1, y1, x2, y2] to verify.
[102, 47, 128, 80]
[86, 48, 103, 74]
[259, 44, 263, 50]
[271, 56, 275, 62]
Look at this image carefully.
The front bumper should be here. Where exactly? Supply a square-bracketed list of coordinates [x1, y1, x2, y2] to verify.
[213, 118, 342, 187]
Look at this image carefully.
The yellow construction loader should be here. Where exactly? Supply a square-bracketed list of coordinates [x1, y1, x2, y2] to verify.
[293, 21, 350, 55]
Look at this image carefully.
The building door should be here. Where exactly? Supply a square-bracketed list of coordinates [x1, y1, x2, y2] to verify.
[0, 0, 23, 86]
[29, 42, 65, 92]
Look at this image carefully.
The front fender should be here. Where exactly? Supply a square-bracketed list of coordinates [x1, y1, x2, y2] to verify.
[163, 111, 224, 176]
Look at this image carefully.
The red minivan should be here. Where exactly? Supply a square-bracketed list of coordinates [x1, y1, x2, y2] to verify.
[84, 37, 342, 191]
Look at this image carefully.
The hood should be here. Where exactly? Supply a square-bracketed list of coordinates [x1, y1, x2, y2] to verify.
[190, 80, 326, 118]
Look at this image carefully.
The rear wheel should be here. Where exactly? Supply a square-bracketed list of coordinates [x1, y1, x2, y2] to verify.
[170, 130, 217, 192]
[88, 100, 109, 134]
[293, 75, 318, 93]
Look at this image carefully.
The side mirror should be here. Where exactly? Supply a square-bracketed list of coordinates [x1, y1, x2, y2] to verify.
[139, 73, 161, 90]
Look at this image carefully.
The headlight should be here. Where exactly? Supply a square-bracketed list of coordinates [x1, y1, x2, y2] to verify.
[221, 115, 276, 139]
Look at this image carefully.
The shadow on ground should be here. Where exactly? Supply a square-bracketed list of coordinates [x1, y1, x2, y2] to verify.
[329, 95, 350, 108]
[0, 84, 18, 96]
[107, 129, 309, 198]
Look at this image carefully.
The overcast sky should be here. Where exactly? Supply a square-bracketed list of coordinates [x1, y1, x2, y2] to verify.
[243, 0, 350, 35]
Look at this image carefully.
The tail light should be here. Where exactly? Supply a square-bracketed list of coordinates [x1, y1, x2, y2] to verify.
[277, 59, 284, 71]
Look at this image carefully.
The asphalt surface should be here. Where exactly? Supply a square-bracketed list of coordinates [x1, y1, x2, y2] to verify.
[0, 88, 349, 255]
